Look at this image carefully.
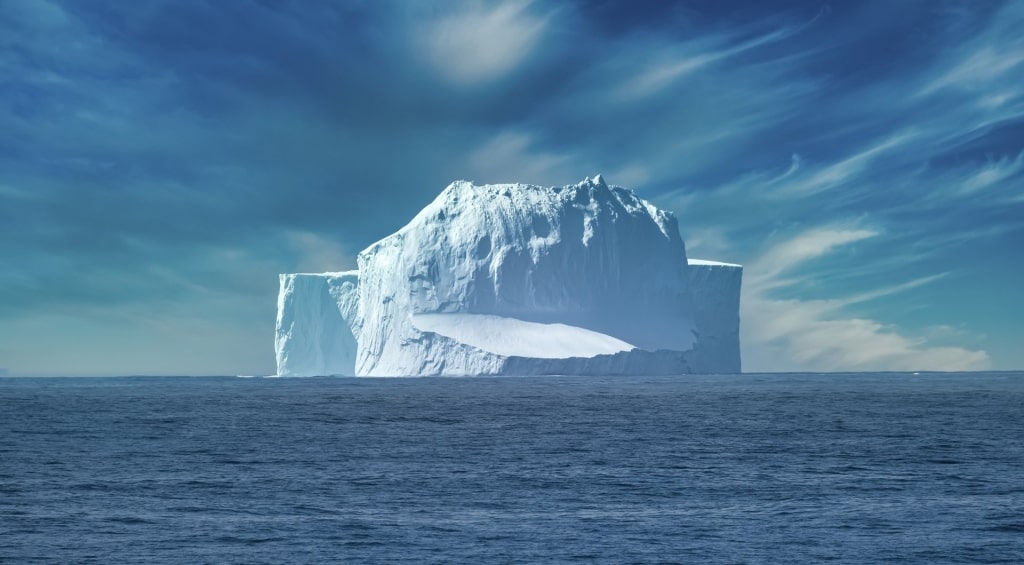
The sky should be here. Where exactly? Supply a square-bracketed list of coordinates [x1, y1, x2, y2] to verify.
[1, 0, 1022, 376]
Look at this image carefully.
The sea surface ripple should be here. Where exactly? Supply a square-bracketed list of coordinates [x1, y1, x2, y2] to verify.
[2, 373, 1023, 563]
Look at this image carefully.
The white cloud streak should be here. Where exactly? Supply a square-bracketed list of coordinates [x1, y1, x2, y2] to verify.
[285, 231, 355, 274]
[467, 131, 575, 185]
[778, 132, 918, 196]
[960, 150, 1024, 194]
[740, 227, 990, 372]
[748, 227, 877, 284]
[418, 0, 549, 85]
[615, 25, 802, 100]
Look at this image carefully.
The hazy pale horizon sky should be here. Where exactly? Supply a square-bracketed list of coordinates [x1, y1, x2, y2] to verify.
[1, 0, 1022, 376]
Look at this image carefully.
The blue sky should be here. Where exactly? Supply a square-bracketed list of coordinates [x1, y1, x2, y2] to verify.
[1, 0, 1022, 376]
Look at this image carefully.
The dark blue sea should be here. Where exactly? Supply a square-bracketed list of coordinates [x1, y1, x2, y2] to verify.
[2, 373, 1023, 564]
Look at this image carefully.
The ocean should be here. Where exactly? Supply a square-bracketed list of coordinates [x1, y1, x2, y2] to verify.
[2, 373, 1023, 563]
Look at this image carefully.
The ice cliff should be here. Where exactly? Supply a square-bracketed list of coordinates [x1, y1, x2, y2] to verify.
[686, 260, 742, 374]
[275, 176, 742, 376]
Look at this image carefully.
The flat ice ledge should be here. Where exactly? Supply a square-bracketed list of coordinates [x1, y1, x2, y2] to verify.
[688, 258, 742, 268]
[411, 313, 636, 359]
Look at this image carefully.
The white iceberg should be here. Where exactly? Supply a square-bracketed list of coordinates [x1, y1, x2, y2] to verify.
[275, 176, 742, 376]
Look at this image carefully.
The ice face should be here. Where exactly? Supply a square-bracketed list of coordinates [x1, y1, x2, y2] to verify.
[687, 260, 742, 374]
[275, 177, 742, 376]
[275, 271, 359, 377]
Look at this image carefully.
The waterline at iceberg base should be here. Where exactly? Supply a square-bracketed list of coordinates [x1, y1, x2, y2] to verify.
[275, 176, 741, 376]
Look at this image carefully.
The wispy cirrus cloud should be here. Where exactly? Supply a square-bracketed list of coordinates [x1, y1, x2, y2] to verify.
[467, 131, 576, 186]
[416, 0, 551, 86]
[960, 150, 1024, 194]
[284, 231, 356, 274]
[740, 227, 990, 372]
[918, 0, 1024, 101]
[613, 23, 806, 101]
[748, 227, 879, 281]
[776, 132, 919, 197]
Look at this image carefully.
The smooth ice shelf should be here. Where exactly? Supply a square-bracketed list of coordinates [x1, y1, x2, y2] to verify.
[275, 176, 742, 376]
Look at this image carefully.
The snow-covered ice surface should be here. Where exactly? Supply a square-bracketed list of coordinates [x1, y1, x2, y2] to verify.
[688, 259, 742, 267]
[411, 313, 636, 359]
[275, 177, 742, 376]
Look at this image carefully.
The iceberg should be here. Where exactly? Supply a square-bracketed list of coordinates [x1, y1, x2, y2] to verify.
[275, 176, 742, 376]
